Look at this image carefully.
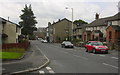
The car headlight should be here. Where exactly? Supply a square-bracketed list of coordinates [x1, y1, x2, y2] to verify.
[95, 46, 99, 49]
[105, 46, 108, 49]
[106, 46, 108, 48]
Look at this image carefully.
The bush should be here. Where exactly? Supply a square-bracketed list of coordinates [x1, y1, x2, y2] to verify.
[74, 39, 82, 43]
[114, 43, 120, 51]
[107, 42, 114, 50]
[106, 42, 120, 50]
[29, 35, 36, 40]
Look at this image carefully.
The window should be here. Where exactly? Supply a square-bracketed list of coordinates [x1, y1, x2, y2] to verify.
[108, 21, 112, 26]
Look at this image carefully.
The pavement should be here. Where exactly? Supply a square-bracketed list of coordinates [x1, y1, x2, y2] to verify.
[2, 40, 50, 75]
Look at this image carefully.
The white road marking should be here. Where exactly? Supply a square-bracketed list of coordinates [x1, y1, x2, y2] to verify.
[102, 63, 118, 69]
[99, 55, 105, 57]
[46, 67, 55, 74]
[49, 70, 55, 74]
[2, 61, 22, 65]
[39, 71, 45, 74]
[46, 67, 52, 70]
[111, 57, 118, 60]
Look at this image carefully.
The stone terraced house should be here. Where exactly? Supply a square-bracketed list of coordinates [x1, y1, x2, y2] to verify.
[0, 17, 21, 44]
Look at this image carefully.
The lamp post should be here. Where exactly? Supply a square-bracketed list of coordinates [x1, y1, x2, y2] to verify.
[66, 7, 74, 42]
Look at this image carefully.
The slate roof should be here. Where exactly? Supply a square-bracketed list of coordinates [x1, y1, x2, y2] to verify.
[108, 12, 120, 21]
[52, 18, 72, 26]
[109, 25, 120, 31]
[85, 12, 120, 27]
[0, 17, 21, 27]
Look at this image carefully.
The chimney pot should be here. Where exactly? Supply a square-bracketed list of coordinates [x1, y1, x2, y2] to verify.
[95, 13, 99, 20]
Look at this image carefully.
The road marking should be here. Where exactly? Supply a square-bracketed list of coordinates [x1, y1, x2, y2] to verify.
[2, 61, 22, 65]
[39, 71, 45, 74]
[111, 57, 118, 60]
[46, 67, 55, 74]
[102, 63, 118, 69]
[49, 70, 55, 74]
[73, 55, 88, 60]
[46, 67, 52, 70]
[99, 55, 105, 57]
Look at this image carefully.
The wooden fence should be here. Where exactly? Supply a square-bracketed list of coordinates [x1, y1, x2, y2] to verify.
[2, 41, 30, 50]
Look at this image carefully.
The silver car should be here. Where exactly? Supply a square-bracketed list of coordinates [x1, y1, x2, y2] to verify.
[61, 41, 74, 48]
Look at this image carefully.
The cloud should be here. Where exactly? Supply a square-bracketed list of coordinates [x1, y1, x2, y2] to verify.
[0, 2, 24, 23]
[1, 0, 119, 2]
[0, 0, 119, 27]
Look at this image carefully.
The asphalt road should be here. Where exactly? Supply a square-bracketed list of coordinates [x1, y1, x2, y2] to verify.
[29, 40, 119, 75]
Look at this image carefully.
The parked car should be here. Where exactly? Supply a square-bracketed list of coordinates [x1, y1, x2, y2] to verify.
[41, 39, 47, 43]
[85, 41, 109, 54]
[61, 41, 74, 48]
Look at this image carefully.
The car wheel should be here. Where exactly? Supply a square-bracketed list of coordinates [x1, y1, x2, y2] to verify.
[93, 48, 97, 54]
[105, 51, 108, 54]
[86, 48, 88, 52]
[63, 45, 65, 48]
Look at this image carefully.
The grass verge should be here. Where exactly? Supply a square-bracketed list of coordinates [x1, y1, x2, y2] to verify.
[0, 52, 24, 59]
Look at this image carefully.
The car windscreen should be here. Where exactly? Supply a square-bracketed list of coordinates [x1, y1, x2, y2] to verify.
[65, 42, 72, 44]
[92, 42, 103, 46]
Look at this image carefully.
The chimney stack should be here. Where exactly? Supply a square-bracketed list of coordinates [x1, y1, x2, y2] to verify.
[53, 21, 55, 24]
[95, 13, 99, 20]
[58, 19, 60, 22]
[48, 22, 51, 26]
[8, 17, 9, 21]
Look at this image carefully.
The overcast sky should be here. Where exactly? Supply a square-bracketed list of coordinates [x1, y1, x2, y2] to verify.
[0, 0, 120, 27]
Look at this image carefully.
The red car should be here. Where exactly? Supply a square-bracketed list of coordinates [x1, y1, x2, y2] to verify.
[85, 41, 109, 54]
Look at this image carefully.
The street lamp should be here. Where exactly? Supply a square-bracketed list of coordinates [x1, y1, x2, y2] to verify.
[65, 7, 74, 42]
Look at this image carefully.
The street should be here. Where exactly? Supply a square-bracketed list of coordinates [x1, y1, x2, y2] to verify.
[29, 40, 118, 74]
[1, 1, 120, 75]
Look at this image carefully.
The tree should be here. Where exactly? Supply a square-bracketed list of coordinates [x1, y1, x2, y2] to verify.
[19, 4, 37, 36]
[73, 19, 88, 26]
